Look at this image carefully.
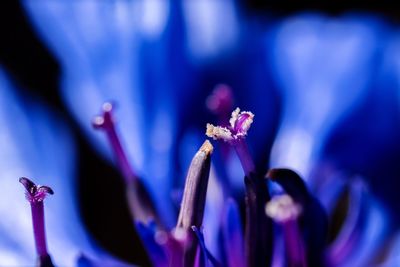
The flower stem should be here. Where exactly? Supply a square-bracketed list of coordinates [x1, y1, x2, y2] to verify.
[266, 169, 328, 267]
[31, 202, 48, 258]
[206, 107, 272, 267]
[19, 177, 54, 267]
[93, 103, 161, 226]
[233, 137, 273, 267]
[93, 102, 136, 183]
[233, 138, 255, 177]
[266, 194, 306, 267]
[104, 124, 136, 183]
[283, 220, 307, 267]
[244, 172, 272, 267]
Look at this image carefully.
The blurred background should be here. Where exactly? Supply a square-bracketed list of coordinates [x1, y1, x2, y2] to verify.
[1, 1, 400, 266]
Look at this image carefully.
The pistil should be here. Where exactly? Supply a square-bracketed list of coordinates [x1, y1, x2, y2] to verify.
[206, 108, 272, 267]
[19, 177, 54, 267]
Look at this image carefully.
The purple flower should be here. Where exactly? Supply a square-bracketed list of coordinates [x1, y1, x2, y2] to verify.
[7, 1, 399, 266]
[89, 103, 392, 266]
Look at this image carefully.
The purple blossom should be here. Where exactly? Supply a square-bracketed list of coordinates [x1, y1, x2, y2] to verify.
[0, 1, 398, 266]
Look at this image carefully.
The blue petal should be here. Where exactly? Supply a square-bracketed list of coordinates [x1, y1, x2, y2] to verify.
[269, 13, 384, 178]
[23, 0, 178, 226]
[182, 0, 240, 62]
[77, 253, 136, 267]
[0, 69, 103, 265]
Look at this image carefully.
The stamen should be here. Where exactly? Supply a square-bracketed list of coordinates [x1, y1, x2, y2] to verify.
[176, 140, 213, 267]
[266, 194, 306, 267]
[19, 177, 55, 267]
[93, 102, 161, 226]
[233, 139, 256, 177]
[205, 107, 255, 176]
[266, 195, 302, 223]
[235, 113, 252, 134]
[206, 124, 233, 142]
[206, 108, 271, 267]
[229, 108, 254, 136]
[92, 102, 137, 183]
[266, 168, 329, 267]
[206, 107, 254, 143]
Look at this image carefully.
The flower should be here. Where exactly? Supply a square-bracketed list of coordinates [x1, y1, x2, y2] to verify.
[89, 103, 394, 267]
[1, 1, 399, 266]
[93, 101, 215, 266]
